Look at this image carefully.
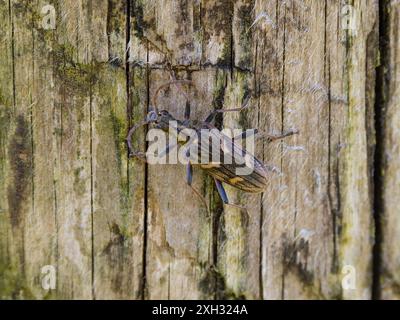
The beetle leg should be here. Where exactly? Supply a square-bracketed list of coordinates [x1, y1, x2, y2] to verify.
[234, 129, 298, 142]
[132, 141, 179, 162]
[214, 178, 228, 202]
[204, 95, 252, 123]
[186, 162, 193, 185]
[186, 162, 209, 213]
[214, 178, 248, 214]
[204, 111, 216, 124]
[257, 129, 299, 142]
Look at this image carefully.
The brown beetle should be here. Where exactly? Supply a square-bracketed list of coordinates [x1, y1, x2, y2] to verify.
[127, 80, 297, 211]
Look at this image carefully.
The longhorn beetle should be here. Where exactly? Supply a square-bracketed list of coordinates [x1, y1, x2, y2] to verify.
[126, 80, 298, 211]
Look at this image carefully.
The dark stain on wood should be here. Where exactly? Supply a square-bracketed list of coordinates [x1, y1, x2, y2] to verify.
[8, 115, 32, 229]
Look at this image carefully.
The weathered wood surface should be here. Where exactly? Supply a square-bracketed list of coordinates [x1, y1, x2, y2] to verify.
[0, 0, 399, 300]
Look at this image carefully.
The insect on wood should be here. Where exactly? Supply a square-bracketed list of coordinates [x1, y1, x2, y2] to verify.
[126, 80, 298, 211]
